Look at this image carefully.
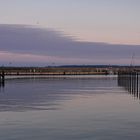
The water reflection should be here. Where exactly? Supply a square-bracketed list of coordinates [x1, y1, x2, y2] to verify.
[0, 81, 5, 93]
[0, 76, 117, 112]
[118, 72, 140, 99]
[0, 82, 5, 88]
[1, 77, 140, 140]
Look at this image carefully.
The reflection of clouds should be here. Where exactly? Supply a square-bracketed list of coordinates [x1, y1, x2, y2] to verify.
[0, 24, 140, 65]
[0, 77, 118, 112]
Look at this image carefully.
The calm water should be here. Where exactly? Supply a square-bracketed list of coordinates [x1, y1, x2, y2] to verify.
[0, 76, 140, 140]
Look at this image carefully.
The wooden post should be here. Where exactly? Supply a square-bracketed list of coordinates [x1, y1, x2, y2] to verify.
[0, 71, 5, 87]
[136, 72, 139, 98]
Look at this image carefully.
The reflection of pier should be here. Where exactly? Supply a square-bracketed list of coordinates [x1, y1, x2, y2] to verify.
[0, 71, 5, 87]
[118, 70, 140, 99]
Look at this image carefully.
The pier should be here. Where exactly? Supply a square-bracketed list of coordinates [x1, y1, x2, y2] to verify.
[0, 66, 117, 76]
[1, 66, 140, 94]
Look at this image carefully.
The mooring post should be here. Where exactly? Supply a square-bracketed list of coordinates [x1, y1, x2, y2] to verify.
[0, 71, 5, 86]
[118, 69, 140, 100]
[136, 72, 139, 98]
[129, 72, 132, 93]
[134, 72, 136, 96]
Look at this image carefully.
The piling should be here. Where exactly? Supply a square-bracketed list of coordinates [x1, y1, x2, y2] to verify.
[0, 71, 5, 87]
[118, 70, 139, 99]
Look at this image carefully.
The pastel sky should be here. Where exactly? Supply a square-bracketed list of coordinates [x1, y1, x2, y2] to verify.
[0, 0, 140, 66]
[0, 0, 140, 44]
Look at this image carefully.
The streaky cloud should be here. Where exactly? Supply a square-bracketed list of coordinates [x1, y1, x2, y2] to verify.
[0, 24, 140, 66]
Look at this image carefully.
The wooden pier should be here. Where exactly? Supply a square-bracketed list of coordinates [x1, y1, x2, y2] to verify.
[118, 70, 140, 99]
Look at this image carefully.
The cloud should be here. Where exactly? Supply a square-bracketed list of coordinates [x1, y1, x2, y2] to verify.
[0, 24, 140, 66]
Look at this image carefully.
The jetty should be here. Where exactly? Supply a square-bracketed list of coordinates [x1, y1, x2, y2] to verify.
[1, 66, 140, 92]
[0, 66, 118, 76]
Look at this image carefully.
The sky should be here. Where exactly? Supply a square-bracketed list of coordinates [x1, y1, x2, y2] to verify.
[0, 0, 140, 66]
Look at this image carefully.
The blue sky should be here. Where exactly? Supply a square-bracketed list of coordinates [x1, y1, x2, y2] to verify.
[0, 0, 140, 66]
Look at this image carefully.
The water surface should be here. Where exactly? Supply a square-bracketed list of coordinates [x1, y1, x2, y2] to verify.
[0, 76, 140, 140]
